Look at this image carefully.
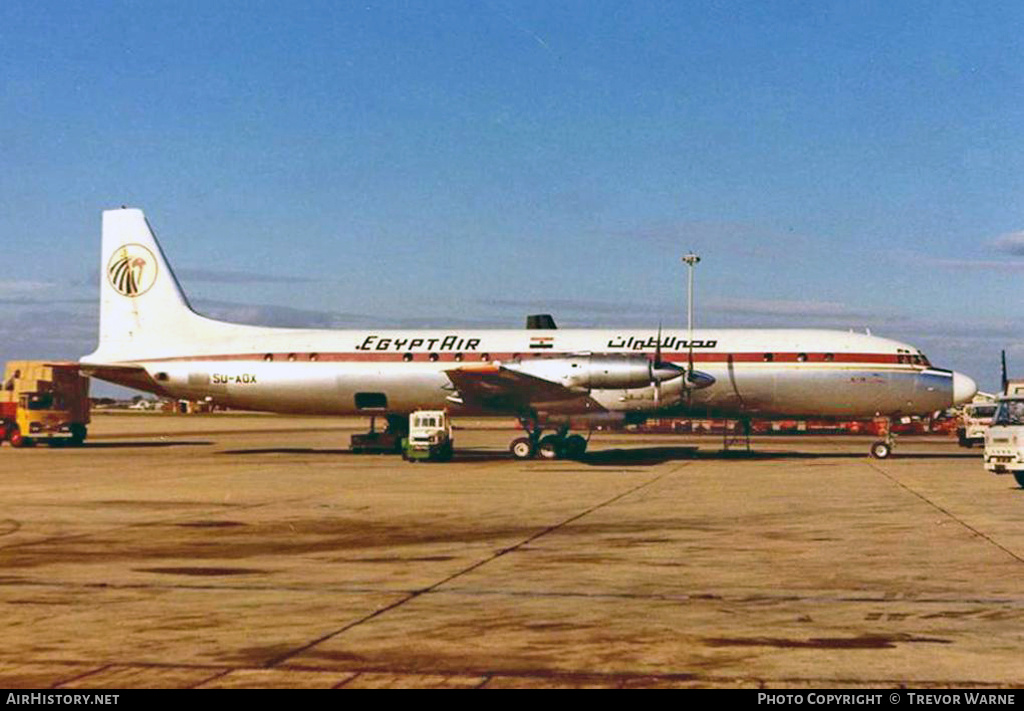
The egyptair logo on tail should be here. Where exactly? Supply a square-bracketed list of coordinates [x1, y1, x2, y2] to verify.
[107, 244, 157, 297]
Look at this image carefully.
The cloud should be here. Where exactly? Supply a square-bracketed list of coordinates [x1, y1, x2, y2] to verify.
[703, 297, 872, 319]
[0, 308, 97, 362]
[601, 220, 810, 259]
[176, 268, 318, 285]
[0, 281, 54, 295]
[192, 300, 374, 328]
[908, 230, 1024, 271]
[914, 257, 1024, 272]
[480, 297, 653, 316]
[191, 300, 502, 329]
[990, 230, 1024, 256]
[0, 297, 96, 307]
[479, 296, 887, 328]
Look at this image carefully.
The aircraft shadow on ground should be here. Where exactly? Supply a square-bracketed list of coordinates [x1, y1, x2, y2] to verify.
[573, 448, 986, 465]
[220, 448, 353, 456]
[217, 445, 983, 466]
[75, 440, 215, 448]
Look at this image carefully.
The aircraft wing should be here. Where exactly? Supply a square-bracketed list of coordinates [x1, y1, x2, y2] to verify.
[445, 364, 582, 411]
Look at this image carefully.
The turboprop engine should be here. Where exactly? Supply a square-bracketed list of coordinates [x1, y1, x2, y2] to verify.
[508, 354, 698, 392]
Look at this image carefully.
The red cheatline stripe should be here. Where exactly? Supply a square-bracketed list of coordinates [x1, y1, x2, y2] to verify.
[132, 351, 914, 365]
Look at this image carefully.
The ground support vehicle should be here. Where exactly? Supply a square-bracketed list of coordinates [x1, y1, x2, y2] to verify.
[0, 361, 90, 448]
[958, 401, 996, 448]
[984, 396, 1024, 487]
[350, 414, 406, 453]
[402, 410, 453, 462]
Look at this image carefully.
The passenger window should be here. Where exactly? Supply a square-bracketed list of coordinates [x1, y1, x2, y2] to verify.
[763, 353, 774, 362]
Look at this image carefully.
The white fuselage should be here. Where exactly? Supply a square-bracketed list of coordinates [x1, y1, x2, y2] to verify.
[84, 325, 962, 422]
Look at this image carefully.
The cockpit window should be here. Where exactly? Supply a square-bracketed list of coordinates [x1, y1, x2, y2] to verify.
[993, 400, 1024, 426]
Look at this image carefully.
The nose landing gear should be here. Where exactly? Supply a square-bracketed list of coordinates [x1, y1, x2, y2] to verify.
[869, 417, 896, 459]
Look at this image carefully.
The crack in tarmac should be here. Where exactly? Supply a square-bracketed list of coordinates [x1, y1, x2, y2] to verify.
[5, 578, 1024, 608]
[261, 466, 684, 667]
[865, 460, 1024, 565]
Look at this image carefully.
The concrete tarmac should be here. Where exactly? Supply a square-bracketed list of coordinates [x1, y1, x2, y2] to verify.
[0, 413, 1021, 688]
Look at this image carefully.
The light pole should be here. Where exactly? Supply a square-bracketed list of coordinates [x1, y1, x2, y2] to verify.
[681, 253, 701, 332]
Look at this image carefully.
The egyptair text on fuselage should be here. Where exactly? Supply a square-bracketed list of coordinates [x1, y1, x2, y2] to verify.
[356, 335, 482, 352]
[354, 334, 719, 352]
[607, 336, 718, 350]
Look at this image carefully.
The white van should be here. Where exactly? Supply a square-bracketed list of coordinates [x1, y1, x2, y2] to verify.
[983, 396, 1024, 487]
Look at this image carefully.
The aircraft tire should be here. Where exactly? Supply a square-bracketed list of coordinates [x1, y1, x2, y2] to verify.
[510, 437, 535, 460]
[1014, 473, 1024, 489]
[563, 434, 587, 459]
[537, 435, 563, 459]
[70, 424, 87, 446]
[437, 442, 454, 462]
[869, 440, 891, 459]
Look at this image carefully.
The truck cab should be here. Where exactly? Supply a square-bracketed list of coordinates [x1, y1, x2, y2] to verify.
[958, 402, 997, 448]
[0, 362, 90, 447]
[983, 396, 1024, 487]
[402, 410, 453, 462]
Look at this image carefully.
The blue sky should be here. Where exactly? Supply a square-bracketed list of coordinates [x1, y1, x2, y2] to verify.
[2, 1, 1023, 393]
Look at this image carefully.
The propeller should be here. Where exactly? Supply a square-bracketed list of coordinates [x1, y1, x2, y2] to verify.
[1002, 349, 1009, 395]
[683, 329, 696, 410]
[652, 323, 665, 405]
[649, 323, 684, 406]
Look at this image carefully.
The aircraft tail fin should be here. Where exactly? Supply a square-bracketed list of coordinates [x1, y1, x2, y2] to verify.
[86, 208, 207, 362]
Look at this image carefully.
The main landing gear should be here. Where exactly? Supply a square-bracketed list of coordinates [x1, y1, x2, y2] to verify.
[869, 417, 896, 459]
[509, 419, 588, 460]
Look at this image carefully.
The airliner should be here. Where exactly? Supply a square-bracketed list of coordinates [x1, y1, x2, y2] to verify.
[80, 208, 977, 460]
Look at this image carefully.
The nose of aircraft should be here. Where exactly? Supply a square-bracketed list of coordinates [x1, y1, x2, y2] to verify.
[952, 372, 978, 405]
